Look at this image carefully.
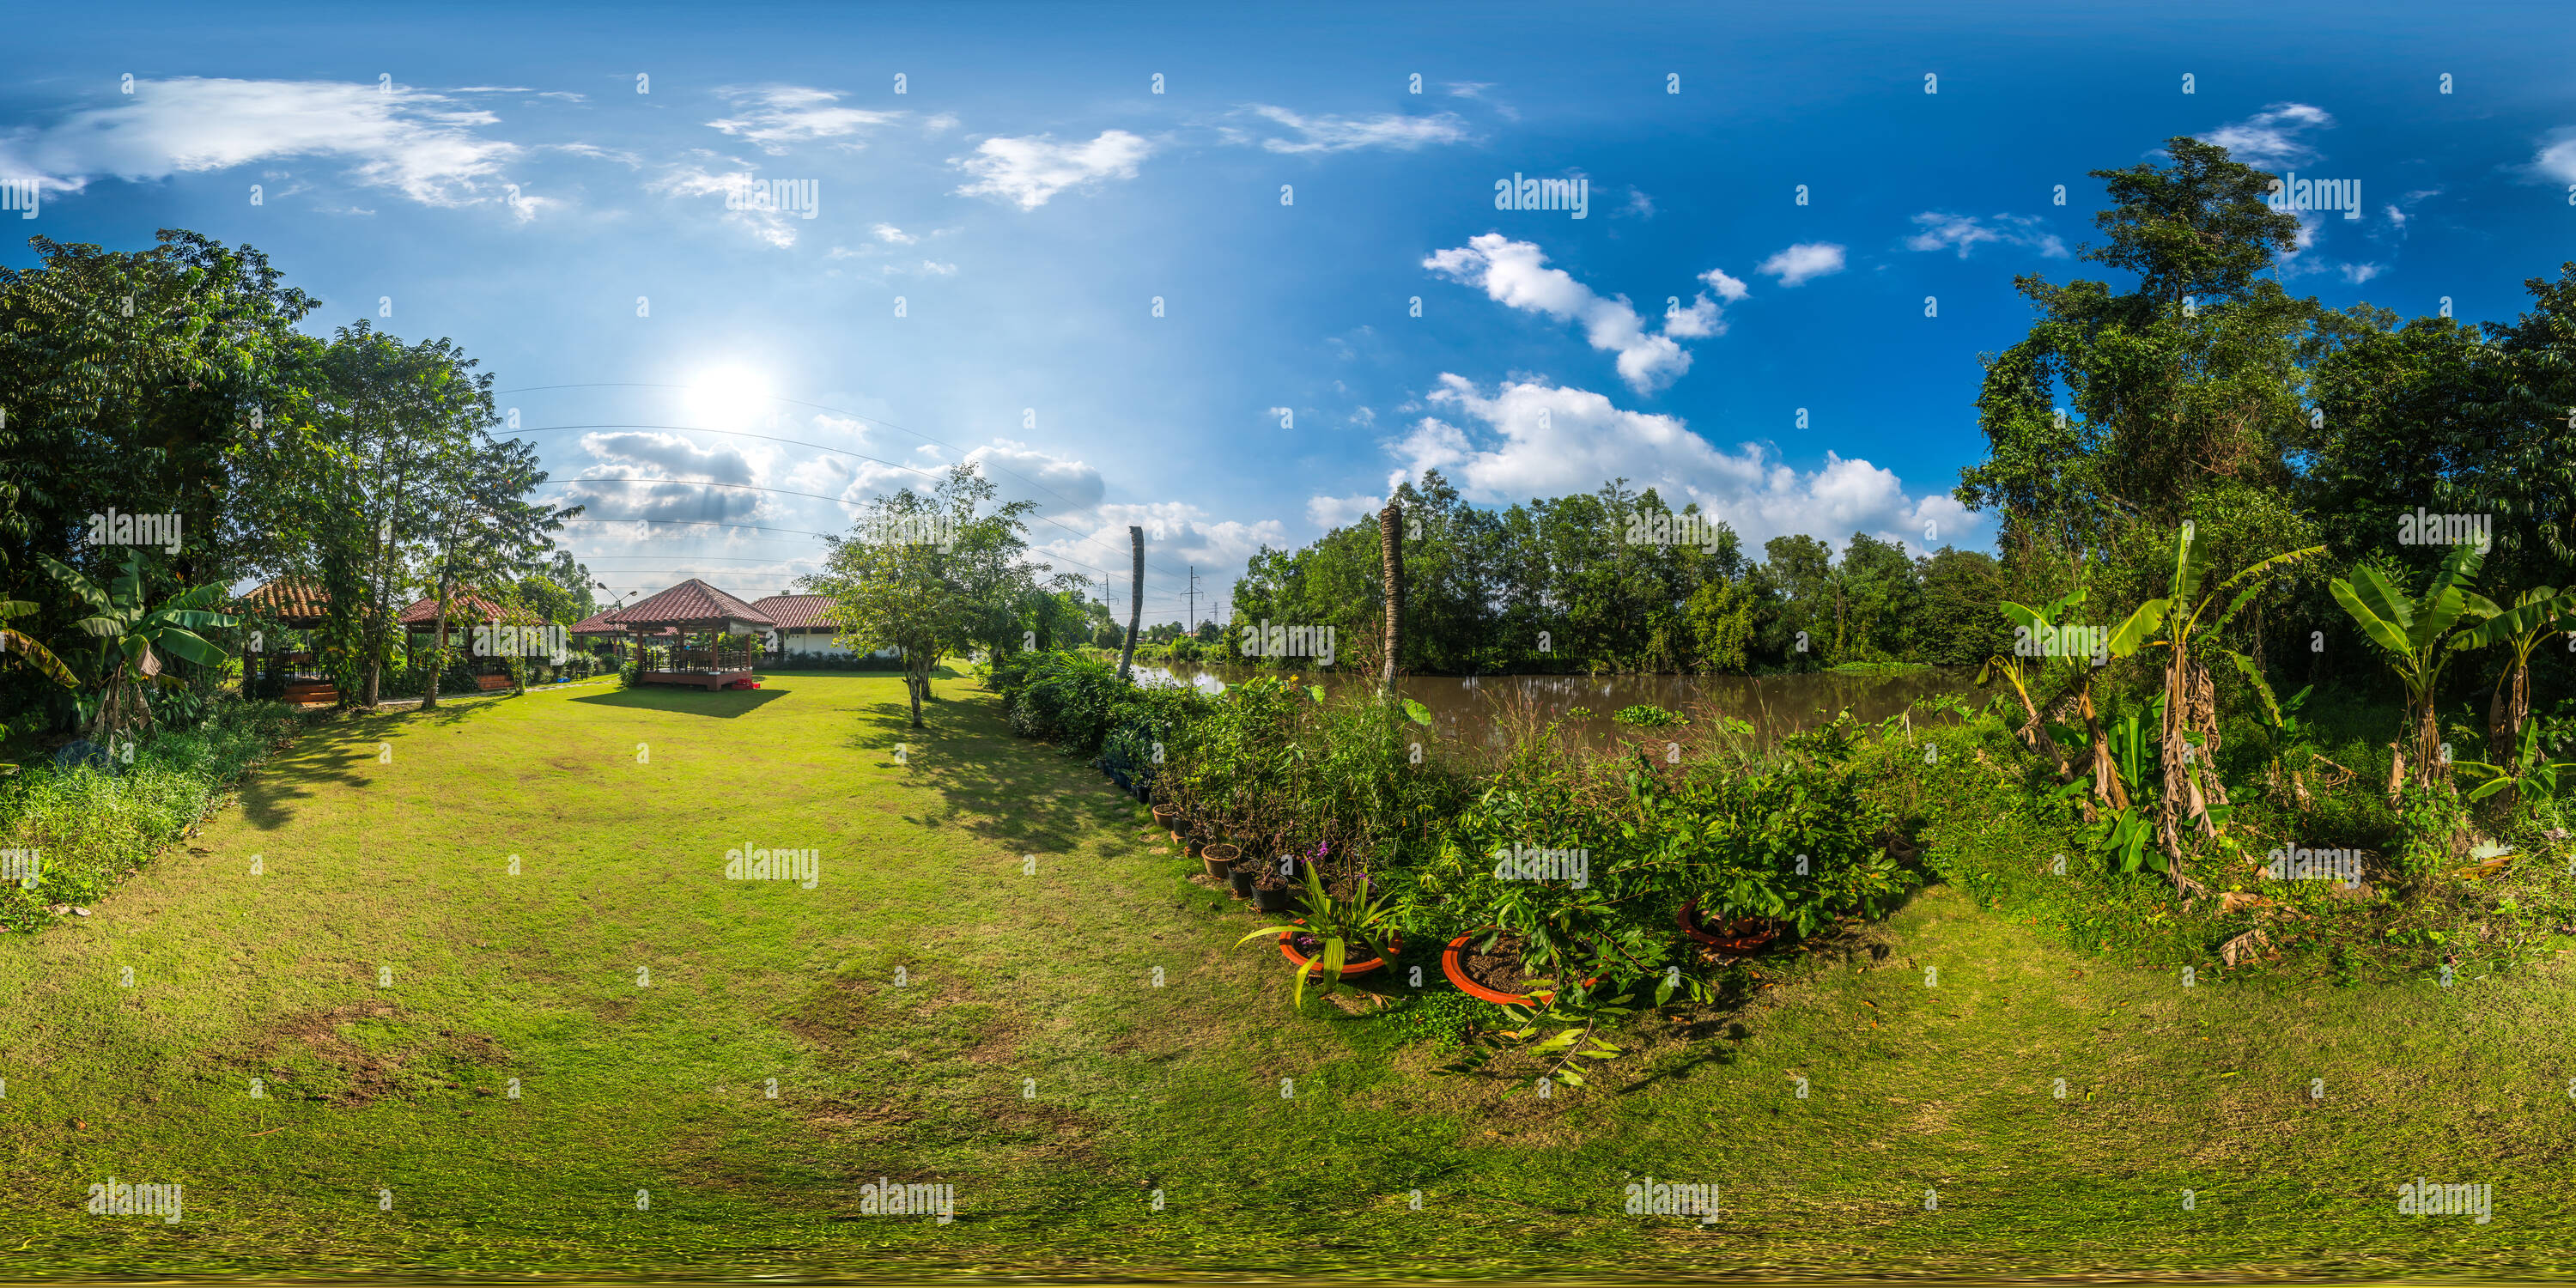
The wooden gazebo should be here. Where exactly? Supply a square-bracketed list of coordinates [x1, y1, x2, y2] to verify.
[396, 592, 519, 690]
[235, 578, 337, 705]
[616, 579, 773, 690]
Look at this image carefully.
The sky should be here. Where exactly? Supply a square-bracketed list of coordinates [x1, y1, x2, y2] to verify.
[6, 0, 2574, 627]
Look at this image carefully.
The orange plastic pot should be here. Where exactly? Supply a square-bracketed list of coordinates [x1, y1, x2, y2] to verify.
[1677, 899, 1784, 957]
[1442, 928, 1601, 1006]
[1276, 922, 1400, 976]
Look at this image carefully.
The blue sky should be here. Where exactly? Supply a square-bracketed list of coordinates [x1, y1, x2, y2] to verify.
[8, 0, 2573, 625]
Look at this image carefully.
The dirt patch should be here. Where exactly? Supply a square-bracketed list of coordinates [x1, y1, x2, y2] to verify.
[228, 1002, 519, 1108]
[780, 972, 1026, 1068]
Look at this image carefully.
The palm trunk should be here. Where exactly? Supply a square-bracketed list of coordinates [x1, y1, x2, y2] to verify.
[1116, 526, 1144, 683]
[1379, 502, 1403, 697]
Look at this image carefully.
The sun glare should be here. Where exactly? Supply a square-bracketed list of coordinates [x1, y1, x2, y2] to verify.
[682, 364, 772, 431]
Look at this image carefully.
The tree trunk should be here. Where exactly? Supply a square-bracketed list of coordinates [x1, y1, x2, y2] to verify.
[907, 660, 927, 728]
[423, 568, 450, 711]
[1379, 501, 1403, 697]
[1116, 526, 1143, 683]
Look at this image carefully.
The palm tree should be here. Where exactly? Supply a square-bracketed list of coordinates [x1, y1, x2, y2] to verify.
[2330, 540, 2498, 797]
[39, 554, 238, 742]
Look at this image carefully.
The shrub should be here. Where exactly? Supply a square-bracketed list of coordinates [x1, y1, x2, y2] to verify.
[0, 699, 305, 933]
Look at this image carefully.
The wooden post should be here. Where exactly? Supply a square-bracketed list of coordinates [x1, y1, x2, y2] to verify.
[1379, 501, 1403, 696]
[1118, 526, 1144, 683]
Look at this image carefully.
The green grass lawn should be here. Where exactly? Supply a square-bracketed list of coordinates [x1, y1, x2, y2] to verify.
[4, 669, 2575, 1279]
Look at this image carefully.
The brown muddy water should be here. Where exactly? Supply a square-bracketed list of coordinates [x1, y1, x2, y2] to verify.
[1128, 664, 1976, 753]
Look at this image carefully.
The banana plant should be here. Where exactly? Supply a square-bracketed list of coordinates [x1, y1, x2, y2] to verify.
[2123, 523, 2324, 879]
[2455, 586, 2574, 786]
[1980, 588, 2083, 775]
[2455, 717, 2576, 805]
[39, 553, 239, 742]
[2330, 540, 2499, 796]
[0, 599, 78, 690]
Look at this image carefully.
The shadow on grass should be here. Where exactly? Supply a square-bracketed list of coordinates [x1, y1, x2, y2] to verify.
[864, 683, 1139, 858]
[572, 687, 789, 718]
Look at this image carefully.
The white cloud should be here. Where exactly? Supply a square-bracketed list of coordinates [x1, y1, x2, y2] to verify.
[1423, 234, 1716, 392]
[1306, 494, 1384, 529]
[1394, 374, 1982, 556]
[2341, 263, 2384, 284]
[1618, 186, 1656, 219]
[2198, 102, 2334, 169]
[708, 86, 898, 154]
[0, 76, 526, 209]
[1757, 242, 1846, 287]
[647, 161, 808, 247]
[952, 130, 1151, 209]
[1237, 105, 1472, 154]
[1904, 212, 2069, 259]
[872, 222, 916, 244]
[1701, 267, 1750, 302]
[2528, 130, 2576, 184]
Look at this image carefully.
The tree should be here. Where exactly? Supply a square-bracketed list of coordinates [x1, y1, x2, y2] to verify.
[2124, 524, 2322, 878]
[40, 552, 236, 741]
[2331, 541, 2499, 797]
[805, 464, 1047, 727]
[1958, 137, 2310, 587]
[2457, 586, 2574, 794]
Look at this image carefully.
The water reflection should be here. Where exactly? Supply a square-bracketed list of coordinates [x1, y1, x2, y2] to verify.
[1127, 664, 1971, 751]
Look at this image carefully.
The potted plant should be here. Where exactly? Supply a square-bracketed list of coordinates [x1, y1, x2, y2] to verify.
[1226, 855, 1259, 899]
[1201, 841, 1240, 882]
[1151, 802, 1181, 841]
[1442, 926, 1602, 1006]
[1251, 869, 1292, 913]
[1236, 866, 1403, 1007]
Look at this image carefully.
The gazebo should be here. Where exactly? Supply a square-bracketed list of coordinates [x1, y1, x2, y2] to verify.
[616, 579, 773, 689]
[235, 577, 337, 705]
[396, 592, 519, 690]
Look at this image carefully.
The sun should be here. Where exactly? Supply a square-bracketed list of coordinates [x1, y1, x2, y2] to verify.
[681, 364, 773, 431]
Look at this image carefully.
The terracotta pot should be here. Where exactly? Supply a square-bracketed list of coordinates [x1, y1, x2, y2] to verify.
[1201, 841, 1239, 881]
[1677, 899, 1784, 956]
[1276, 923, 1401, 976]
[1442, 927, 1601, 1006]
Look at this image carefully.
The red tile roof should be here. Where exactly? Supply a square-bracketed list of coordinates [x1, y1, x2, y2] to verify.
[615, 578, 773, 629]
[237, 577, 329, 623]
[396, 592, 513, 626]
[752, 594, 837, 630]
[568, 607, 627, 635]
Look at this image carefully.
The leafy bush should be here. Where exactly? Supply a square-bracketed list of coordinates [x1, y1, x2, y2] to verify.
[0, 699, 305, 933]
[1613, 703, 1686, 726]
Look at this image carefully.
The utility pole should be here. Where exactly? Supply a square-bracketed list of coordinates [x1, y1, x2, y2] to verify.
[1185, 566, 1200, 637]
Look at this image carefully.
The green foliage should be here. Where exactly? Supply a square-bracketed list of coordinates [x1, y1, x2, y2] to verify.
[1611, 704, 1686, 727]
[0, 699, 303, 932]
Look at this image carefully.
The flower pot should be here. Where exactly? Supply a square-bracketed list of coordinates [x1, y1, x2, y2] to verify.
[1276, 923, 1401, 976]
[1151, 804, 1180, 841]
[1202, 842, 1240, 882]
[1677, 899, 1784, 957]
[1252, 874, 1292, 914]
[1226, 859, 1258, 899]
[1442, 928, 1600, 1006]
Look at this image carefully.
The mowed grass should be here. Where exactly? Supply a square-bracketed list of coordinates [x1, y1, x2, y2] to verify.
[3, 670, 2576, 1278]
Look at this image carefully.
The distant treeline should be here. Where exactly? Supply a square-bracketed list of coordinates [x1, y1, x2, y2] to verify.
[1220, 473, 2008, 675]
